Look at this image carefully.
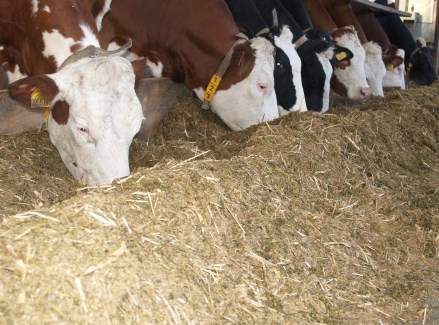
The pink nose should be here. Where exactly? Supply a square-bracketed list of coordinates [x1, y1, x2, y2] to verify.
[258, 82, 269, 93]
[359, 87, 370, 99]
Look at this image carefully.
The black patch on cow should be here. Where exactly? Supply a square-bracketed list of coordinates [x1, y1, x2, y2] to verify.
[296, 41, 326, 111]
[272, 37, 296, 111]
[305, 29, 333, 53]
[408, 47, 438, 86]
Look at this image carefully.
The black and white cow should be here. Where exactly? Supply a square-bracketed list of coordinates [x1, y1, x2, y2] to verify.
[224, 0, 307, 114]
[254, 0, 334, 112]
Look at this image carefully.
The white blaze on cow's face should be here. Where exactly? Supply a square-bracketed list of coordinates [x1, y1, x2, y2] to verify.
[316, 48, 334, 113]
[383, 48, 406, 90]
[9, 56, 144, 186]
[195, 37, 278, 131]
[363, 42, 386, 97]
[333, 29, 370, 101]
[276, 26, 307, 114]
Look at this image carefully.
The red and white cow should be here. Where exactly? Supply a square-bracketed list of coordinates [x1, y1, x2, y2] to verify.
[97, 0, 279, 131]
[0, 0, 144, 186]
[302, 0, 378, 100]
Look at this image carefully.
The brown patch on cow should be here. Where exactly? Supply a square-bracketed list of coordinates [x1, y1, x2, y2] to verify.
[52, 100, 70, 125]
[330, 74, 348, 97]
[382, 45, 404, 69]
[90, 0, 107, 17]
[220, 42, 254, 90]
[331, 26, 356, 40]
[8, 75, 59, 109]
[333, 59, 351, 70]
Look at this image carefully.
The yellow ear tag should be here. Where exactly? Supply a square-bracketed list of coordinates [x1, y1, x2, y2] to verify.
[31, 88, 50, 121]
[203, 74, 222, 102]
[386, 63, 394, 71]
[336, 51, 347, 61]
[31, 88, 50, 108]
[407, 63, 413, 72]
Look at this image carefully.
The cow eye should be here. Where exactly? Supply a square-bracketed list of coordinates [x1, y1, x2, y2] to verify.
[276, 62, 284, 69]
[77, 127, 88, 133]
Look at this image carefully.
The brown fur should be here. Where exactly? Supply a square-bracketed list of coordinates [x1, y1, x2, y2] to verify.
[99, 0, 255, 92]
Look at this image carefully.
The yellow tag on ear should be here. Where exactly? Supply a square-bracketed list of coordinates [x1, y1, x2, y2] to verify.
[31, 88, 50, 108]
[386, 63, 394, 71]
[335, 51, 347, 61]
[407, 63, 413, 72]
[203, 74, 222, 102]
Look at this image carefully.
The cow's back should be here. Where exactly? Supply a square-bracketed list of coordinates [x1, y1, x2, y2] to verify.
[100, 0, 241, 88]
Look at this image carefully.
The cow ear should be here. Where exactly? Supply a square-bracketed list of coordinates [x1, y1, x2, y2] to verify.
[333, 45, 354, 62]
[8, 75, 59, 109]
[391, 56, 404, 68]
[230, 43, 255, 77]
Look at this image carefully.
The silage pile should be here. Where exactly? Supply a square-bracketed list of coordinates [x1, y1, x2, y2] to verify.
[0, 83, 438, 324]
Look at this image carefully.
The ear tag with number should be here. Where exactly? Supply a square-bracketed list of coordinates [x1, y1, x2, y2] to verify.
[31, 88, 50, 108]
[335, 51, 347, 61]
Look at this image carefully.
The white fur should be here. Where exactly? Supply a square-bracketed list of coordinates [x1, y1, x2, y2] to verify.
[383, 48, 406, 89]
[42, 25, 99, 69]
[43, 5, 50, 13]
[47, 56, 143, 185]
[333, 27, 370, 100]
[316, 48, 334, 113]
[42, 30, 77, 68]
[31, 0, 39, 15]
[95, 0, 113, 31]
[79, 24, 100, 48]
[146, 59, 164, 77]
[275, 26, 307, 114]
[363, 42, 386, 97]
[5, 64, 27, 84]
[194, 37, 278, 130]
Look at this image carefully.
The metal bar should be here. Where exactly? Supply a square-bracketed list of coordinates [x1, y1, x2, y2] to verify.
[351, 0, 412, 17]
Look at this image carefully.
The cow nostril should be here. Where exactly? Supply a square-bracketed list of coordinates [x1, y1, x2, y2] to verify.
[73, 162, 78, 167]
[360, 88, 370, 98]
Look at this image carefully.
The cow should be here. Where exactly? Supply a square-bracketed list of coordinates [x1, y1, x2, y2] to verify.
[224, 0, 307, 114]
[254, 0, 334, 112]
[0, 1, 144, 186]
[351, 2, 406, 89]
[373, 0, 437, 86]
[98, 0, 279, 131]
[300, 0, 376, 100]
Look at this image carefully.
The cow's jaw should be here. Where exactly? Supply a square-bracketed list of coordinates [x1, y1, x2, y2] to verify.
[195, 37, 278, 131]
[48, 56, 143, 186]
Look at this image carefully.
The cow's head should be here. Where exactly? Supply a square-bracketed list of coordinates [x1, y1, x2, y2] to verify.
[330, 26, 370, 101]
[195, 37, 278, 131]
[407, 47, 437, 86]
[8, 54, 144, 186]
[363, 41, 386, 97]
[272, 25, 307, 115]
[382, 46, 405, 89]
[298, 29, 334, 112]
